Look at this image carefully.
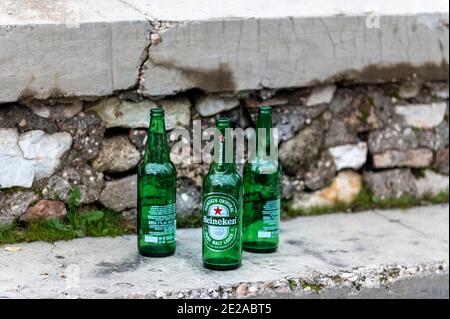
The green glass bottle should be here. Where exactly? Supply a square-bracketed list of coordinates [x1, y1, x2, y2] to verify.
[243, 106, 281, 253]
[202, 117, 243, 270]
[137, 108, 177, 257]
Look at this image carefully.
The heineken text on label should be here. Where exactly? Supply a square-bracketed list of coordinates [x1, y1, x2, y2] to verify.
[203, 193, 239, 251]
[202, 117, 243, 270]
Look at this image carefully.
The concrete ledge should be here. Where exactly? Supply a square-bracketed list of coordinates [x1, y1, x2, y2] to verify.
[1, 0, 449, 102]
[0, 0, 149, 103]
[138, 0, 449, 96]
[0, 205, 448, 299]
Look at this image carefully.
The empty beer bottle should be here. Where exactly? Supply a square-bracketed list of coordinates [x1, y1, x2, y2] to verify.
[243, 106, 281, 253]
[137, 108, 177, 257]
[202, 117, 243, 270]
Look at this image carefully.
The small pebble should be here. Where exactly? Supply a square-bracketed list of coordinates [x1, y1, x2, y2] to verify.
[235, 283, 248, 298]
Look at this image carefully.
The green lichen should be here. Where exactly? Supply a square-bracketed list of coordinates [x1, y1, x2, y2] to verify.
[380, 268, 401, 283]
[288, 279, 298, 289]
[388, 269, 401, 278]
[331, 275, 343, 285]
[301, 282, 323, 293]
[360, 109, 370, 125]
[387, 88, 401, 100]
[284, 188, 449, 218]
[1, 186, 448, 245]
[429, 192, 450, 204]
[0, 188, 129, 245]
[359, 100, 373, 126]
[0, 210, 128, 245]
[0, 186, 41, 196]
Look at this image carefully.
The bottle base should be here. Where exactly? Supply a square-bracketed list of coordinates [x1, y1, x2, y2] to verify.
[203, 258, 241, 271]
[139, 250, 175, 258]
[243, 242, 278, 253]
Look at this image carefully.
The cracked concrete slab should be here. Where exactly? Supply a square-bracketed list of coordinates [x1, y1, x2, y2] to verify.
[132, 0, 449, 96]
[1, 0, 449, 102]
[0, 205, 448, 298]
[0, 0, 150, 103]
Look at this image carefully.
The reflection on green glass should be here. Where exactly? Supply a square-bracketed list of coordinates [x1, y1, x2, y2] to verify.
[202, 117, 243, 270]
[137, 108, 177, 257]
[243, 106, 281, 253]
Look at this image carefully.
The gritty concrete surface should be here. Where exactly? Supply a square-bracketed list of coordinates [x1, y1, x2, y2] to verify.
[122, 0, 449, 20]
[1, 0, 448, 102]
[0, 205, 448, 299]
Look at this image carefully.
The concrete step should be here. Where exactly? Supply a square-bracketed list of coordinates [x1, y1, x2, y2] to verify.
[135, 0, 449, 97]
[1, 0, 448, 102]
[0, 204, 448, 299]
[0, 0, 149, 103]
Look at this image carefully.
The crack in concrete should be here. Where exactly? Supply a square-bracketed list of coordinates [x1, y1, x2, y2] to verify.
[116, 0, 147, 17]
[374, 211, 430, 237]
[133, 20, 180, 95]
[110, 1, 180, 95]
[136, 23, 152, 94]
[303, 248, 347, 268]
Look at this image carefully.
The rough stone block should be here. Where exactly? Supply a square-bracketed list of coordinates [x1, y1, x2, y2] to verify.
[91, 97, 190, 130]
[329, 142, 368, 171]
[292, 171, 362, 210]
[415, 170, 449, 198]
[0, 128, 72, 188]
[0, 191, 38, 225]
[395, 102, 447, 129]
[364, 169, 417, 199]
[99, 175, 137, 212]
[373, 149, 434, 169]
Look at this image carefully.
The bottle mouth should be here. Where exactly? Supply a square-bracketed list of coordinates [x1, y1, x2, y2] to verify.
[151, 108, 164, 116]
[258, 106, 272, 114]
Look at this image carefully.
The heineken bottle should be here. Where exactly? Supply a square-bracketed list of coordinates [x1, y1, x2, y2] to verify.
[137, 108, 177, 257]
[202, 117, 243, 270]
[243, 106, 281, 253]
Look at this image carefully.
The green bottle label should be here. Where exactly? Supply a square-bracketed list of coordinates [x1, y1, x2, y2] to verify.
[141, 197, 176, 245]
[202, 193, 239, 251]
[258, 198, 280, 239]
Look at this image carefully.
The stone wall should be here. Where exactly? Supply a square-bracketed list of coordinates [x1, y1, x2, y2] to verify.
[1, 80, 448, 226]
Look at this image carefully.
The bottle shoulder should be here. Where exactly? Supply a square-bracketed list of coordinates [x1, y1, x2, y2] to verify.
[244, 159, 281, 175]
[203, 169, 242, 189]
[138, 161, 176, 176]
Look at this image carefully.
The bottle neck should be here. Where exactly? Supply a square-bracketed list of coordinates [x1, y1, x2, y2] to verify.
[211, 124, 235, 172]
[256, 111, 272, 159]
[144, 114, 170, 163]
